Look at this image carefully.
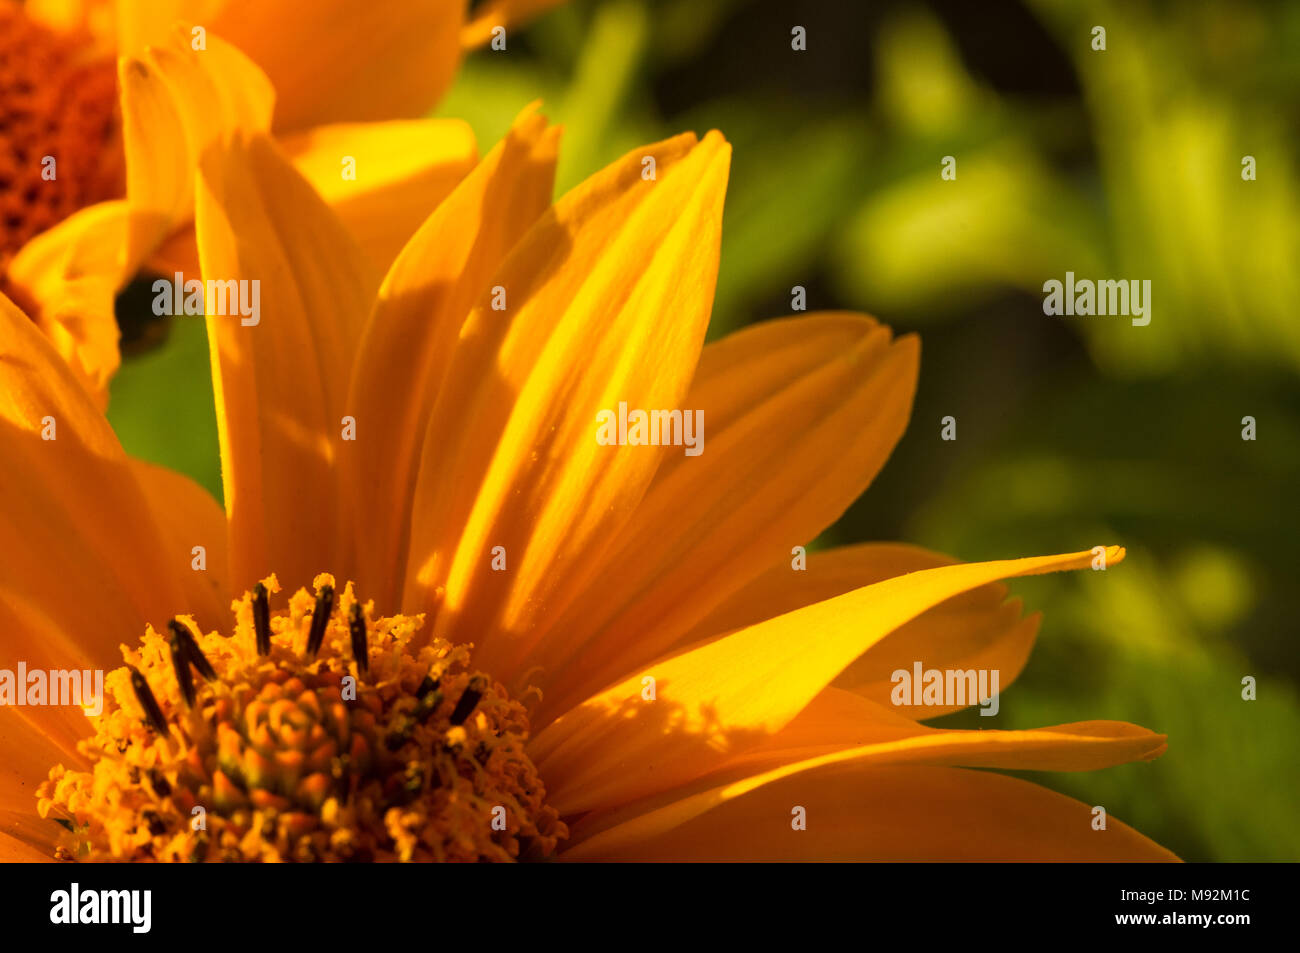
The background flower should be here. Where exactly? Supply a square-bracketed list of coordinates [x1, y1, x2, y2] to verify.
[3, 0, 565, 403]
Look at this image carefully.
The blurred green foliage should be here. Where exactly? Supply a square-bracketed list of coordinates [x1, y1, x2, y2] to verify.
[109, 317, 220, 499]
[109, 0, 1298, 860]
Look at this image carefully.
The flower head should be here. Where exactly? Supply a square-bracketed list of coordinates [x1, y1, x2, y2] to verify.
[37, 574, 565, 862]
[0, 106, 1175, 862]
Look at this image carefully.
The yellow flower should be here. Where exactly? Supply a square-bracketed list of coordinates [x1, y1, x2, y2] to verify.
[0, 109, 1175, 862]
[1, 0, 562, 406]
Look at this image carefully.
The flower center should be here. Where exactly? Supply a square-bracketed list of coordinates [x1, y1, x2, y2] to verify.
[0, 1, 122, 272]
[38, 574, 566, 862]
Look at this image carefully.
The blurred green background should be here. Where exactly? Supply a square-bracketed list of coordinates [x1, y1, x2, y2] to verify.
[109, 0, 1299, 860]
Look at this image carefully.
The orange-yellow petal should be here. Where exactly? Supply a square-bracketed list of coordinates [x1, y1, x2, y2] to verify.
[461, 0, 567, 48]
[0, 297, 179, 795]
[129, 458, 228, 630]
[26, 0, 118, 54]
[118, 25, 274, 272]
[0, 831, 57, 862]
[114, 0, 222, 54]
[402, 133, 730, 684]
[0, 697, 87, 860]
[0, 292, 189, 657]
[276, 119, 478, 279]
[194, 133, 372, 592]
[530, 546, 1125, 815]
[564, 688, 1166, 857]
[5, 201, 132, 407]
[565, 762, 1178, 862]
[710, 687, 1165, 778]
[528, 314, 919, 721]
[344, 106, 559, 608]
[147, 119, 477, 285]
[118, 1, 466, 132]
[143, 222, 200, 278]
[0, 592, 108, 764]
[687, 542, 1040, 718]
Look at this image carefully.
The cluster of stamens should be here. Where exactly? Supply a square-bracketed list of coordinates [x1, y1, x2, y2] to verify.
[38, 574, 566, 862]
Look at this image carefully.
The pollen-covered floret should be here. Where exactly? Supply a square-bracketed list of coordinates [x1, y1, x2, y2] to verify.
[38, 574, 566, 862]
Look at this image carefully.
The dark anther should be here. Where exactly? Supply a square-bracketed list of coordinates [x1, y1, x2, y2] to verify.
[348, 602, 368, 675]
[404, 763, 424, 795]
[385, 723, 412, 751]
[168, 629, 196, 708]
[128, 665, 168, 734]
[449, 676, 486, 726]
[330, 753, 352, 781]
[306, 584, 335, 657]
[416, 690, 443, 722]
[168, 619, 215, 681]
[415, 674, 439, 698]
[149, 770, 172, 797]
[252, 582, 272, 656]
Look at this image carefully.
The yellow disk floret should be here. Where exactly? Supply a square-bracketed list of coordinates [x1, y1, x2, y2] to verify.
[37, 574, 566, 862]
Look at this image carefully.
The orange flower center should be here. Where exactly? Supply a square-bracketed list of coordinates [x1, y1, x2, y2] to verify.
[37, 574, 566, 862]
[0, 0, 122, 272]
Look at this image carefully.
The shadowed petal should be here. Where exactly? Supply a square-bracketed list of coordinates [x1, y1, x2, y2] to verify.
[402, 133, 730, 684]
[527, 314, 919, 721]
[564, 761, 1178, 862]
[345, 106, 558, 607]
